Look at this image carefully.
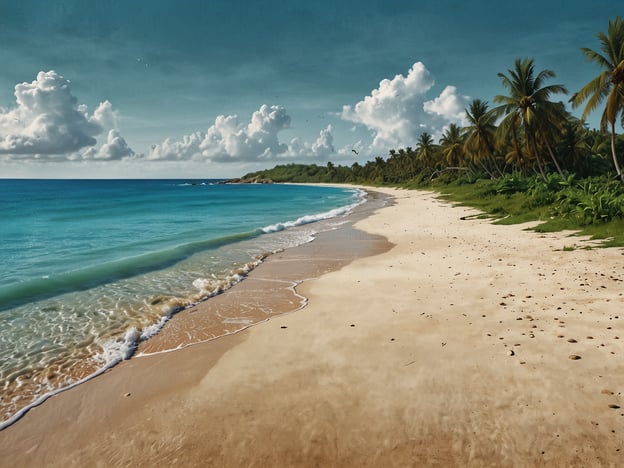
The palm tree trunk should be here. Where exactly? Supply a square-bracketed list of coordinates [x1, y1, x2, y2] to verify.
[529, 135, 547, 181]
[545, 141, 564, 177]
[484, 139, 504, 177]
[511, 123, 525, 170]
[489, 153, 504, 178]
[610, 122, 624, 182]
[476, 153, 496, 179]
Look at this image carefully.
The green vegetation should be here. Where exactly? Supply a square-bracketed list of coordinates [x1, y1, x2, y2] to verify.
[242, 17, 624, 247]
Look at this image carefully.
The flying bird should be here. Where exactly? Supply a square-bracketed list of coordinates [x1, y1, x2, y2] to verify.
[351, 149, 358, 155]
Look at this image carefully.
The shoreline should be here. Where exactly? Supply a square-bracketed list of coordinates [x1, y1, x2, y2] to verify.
[0, 183, 379, 430]
[134, 186, 392, 355]
[0, 186, 392, 431]
[1, 187, 623, 466]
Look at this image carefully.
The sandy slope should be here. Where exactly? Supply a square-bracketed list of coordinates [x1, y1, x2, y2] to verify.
[1, 187, 623, 467]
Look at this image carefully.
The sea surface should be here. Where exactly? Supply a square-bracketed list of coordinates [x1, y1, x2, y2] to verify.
[0, 179, 364, 428]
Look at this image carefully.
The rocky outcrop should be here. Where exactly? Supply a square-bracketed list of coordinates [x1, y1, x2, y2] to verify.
[219, 177, 274, 184]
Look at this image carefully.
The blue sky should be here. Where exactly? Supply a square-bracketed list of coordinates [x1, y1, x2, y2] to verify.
[0, 0, 621, 178]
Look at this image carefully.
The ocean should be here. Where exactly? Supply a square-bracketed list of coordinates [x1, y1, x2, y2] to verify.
[0, 179, 365, 428]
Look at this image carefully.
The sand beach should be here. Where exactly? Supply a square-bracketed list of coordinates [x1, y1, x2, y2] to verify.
[1, 186, 623, 467]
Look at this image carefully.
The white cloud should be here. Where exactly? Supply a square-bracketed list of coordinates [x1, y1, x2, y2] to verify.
[0, 71, 134, 161]
[423, 85, 468, 123]
[310, 125, 334, 158]
[0, 71, 100, 155]
[81, 130, 135, 160]
[200, 105, 290, 162]
[146, 132, 203, 161]
[341, 62, 469, 153]
[89, 100, 118, 130]
[148, 105, 335, 163]
[287, 125, 335, 159]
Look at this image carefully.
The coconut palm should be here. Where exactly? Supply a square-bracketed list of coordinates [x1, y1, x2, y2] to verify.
[463, 99, 500, 178]
[557, 118, 592, 174]
[494, 58, 568, 180]
[416, 132, 437, 168]
[439, 124, 466, 167]
[571, 16, 624, 181]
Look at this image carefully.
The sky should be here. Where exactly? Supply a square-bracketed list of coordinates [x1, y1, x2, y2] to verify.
[0, 0, 621, 179]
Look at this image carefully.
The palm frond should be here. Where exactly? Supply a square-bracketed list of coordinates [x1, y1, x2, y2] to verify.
[534, 69, 556, 89]
[572, 72, 610, 118]
[582, 47, 614, 69]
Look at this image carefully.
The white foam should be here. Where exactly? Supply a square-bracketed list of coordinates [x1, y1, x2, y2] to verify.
[94, 327, 141, 366]
[261, 189, 366, 233]
[0, 326, 142, 431]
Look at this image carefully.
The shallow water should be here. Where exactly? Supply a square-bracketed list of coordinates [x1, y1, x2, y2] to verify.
[0, 179, 364, 428]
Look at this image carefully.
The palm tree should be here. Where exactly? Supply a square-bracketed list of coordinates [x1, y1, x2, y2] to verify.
[439, 124, 466, 167]
[571, 16, 624, 181]
[416, 132, 437, 168]
[557, 118, 591, 174]
[494, 58, 568, 180]
[463, 99, 500, 178]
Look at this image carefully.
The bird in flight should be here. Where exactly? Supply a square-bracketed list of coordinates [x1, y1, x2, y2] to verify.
[351, 149, 358, 155]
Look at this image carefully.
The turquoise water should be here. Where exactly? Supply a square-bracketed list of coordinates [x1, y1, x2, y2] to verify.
[0, 179, 363, 427]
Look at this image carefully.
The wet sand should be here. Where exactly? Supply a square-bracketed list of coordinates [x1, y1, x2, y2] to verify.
[1, 187, 623, 467]
[137, 189, 392, 355]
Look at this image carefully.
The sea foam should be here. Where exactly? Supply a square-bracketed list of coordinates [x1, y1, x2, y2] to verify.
[261, 189, 365, 233]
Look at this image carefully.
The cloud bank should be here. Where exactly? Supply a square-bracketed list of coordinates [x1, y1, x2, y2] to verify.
[0, 70, 337, 165]
[0, 71, 133, 161]
[341, 62, 469, 153]
[2, 63, 468, 168]
[147, 105, 334, 162]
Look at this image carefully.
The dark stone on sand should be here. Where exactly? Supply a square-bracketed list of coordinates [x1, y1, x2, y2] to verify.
[568, 354, 582, 360]
[608, 404, 621, 409]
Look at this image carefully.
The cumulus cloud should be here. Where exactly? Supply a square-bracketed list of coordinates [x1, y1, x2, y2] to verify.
[148, 105, 334, 162]
[310, 125, 335, 157]
[81, 130, 135, 160]
[200, 105, 290, 162]
[0, 71, 133, 161]
[287, 125, 335, 159]
[89, 100, 118, 131]
[341, 62, 469, 153]
[146, 132, 203, 161]
[423, 85, 469, 122]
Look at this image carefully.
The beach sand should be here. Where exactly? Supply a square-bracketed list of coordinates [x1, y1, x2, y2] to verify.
[1, 187, 623, 467]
